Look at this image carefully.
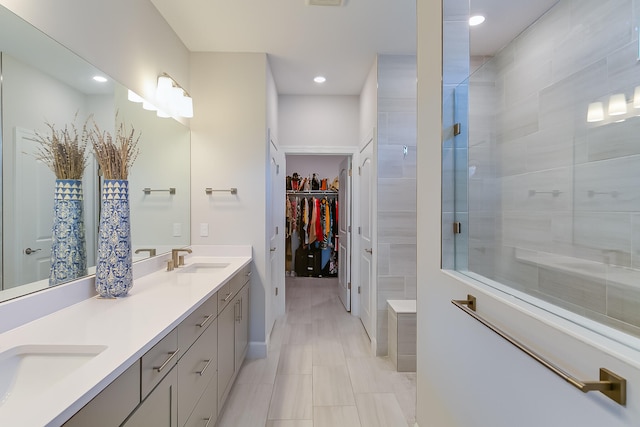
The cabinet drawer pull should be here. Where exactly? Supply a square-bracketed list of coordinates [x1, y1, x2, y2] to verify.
[197, 359, 212, 376]
[235, 301, 241, 322]
[197, 314, 214, 328]
[246, 271, 252, 277]
[154, 348, 180, 373]
[204, 417, 213, 427]
[222, 292, 233, 302]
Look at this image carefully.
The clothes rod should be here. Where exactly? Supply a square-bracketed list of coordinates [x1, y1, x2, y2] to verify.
[451, 295, 627, 406]
[205, 187, 237, 195]
[143, 187, 176, 195]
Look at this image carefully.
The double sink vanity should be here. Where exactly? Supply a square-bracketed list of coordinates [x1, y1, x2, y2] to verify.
[0, 245, 252, 427]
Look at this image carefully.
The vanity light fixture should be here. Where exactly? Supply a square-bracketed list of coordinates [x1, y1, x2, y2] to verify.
[314, 76, 327, 83]
[469, 15, 485, 26]
[127, 90, 144, 103]
[93, 75, 108, 83]
[155, 73, 193, 118]
[586, 102, 604, 122]
[608, 93, 627, 116]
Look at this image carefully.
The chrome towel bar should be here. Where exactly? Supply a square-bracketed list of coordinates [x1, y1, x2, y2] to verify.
[205, 187, 237, 195]
[143, 187, 176, 195]
[452, 295, 627, 406]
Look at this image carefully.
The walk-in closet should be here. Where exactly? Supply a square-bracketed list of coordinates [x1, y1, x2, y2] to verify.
[285, 155, 348, 281]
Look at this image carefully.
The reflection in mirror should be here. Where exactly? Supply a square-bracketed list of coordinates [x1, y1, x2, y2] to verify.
[0, 5, 191, 303]
[115, 85, 191, 258]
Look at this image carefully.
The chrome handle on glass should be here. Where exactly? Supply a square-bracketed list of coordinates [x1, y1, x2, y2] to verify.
[153, 349, 180, 373]
[197, 314, 213, 328]
[196, 359, 212, 376]
[24, 248, 41, 255]
[365, 248, 373, 254]
[222, 292, 233, 302]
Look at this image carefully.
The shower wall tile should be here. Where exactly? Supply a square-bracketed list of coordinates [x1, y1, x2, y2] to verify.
[502, 212, 553, 251]
[553, 0, 633, 82]
[388, 244, 417, 277]
[606, 283, 640, 328]
[404, 276, 417, 300]
[606, 41, 640, 95]
[378, 212, 417, 244]
[503, 59, 552, 107]
[386, 112, 417, 146]
[378, 179, 417, 212]
[538, 268, 607, 314]
[573, 213, 632, 266]
[377, 276, 406, 310]
[497, 137, 527, 177]
[378, 97, 417, 113]
[493, 245, 539, 291]
[378, 243, 390, 276]
[586, 120, 640, 162]
[574, 155, 640, 212]
[633, 214, 640, 269]
[524, 126, 575, 172]
[378, 55, 417, 99]
[538, 60, 608, 131]
[378, 145, 405, 179]
[443, 21, 469, 85]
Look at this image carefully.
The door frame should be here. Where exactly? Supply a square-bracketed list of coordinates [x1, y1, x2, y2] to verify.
[282, 145, 360, 317]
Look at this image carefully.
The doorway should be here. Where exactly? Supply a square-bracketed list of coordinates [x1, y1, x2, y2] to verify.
[284, 153, 354, 313]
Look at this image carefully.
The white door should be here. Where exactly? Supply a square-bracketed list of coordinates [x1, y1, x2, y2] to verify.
[269, 133, 286, 331]
[338, 157, 352, 311]
[358, 137, 374, 339]
[13, 128, 54, 287]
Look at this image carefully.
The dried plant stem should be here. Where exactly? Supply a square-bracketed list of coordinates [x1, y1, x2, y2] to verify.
[90, 120, 140, 180]
[33, 117, 89, 180]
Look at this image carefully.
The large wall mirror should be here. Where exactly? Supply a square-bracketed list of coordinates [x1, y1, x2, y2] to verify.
[0, 5, 190, 302]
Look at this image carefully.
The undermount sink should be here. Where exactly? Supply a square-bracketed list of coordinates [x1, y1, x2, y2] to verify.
[178, 262, 231, 273]
[0, 344, 107, 407]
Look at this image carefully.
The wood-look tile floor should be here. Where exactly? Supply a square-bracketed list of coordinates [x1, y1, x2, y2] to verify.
[217, 277, 416, 427]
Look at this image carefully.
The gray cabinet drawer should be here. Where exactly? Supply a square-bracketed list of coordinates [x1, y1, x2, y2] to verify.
[178, 293, 217, 353]
[217, 282, 234, 314]
[141, 329, 179, 399]
[178, 317, 218, 427]
[183, 374, 217, 427]
[63, 360, 140, 427]
[122, 365, 178, 427]
[229, 264, 251, 297]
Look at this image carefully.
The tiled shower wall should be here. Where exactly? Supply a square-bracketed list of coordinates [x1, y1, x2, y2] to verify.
[376, 55, 417, 355]
[468, 0, 640, 336]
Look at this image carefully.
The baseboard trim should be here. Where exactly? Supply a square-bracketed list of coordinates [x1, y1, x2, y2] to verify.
[247, 341, 267, 359]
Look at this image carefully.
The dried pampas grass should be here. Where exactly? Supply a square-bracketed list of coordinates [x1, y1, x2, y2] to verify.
[90, 119, 140, 180]
[34, 117, 89, 180]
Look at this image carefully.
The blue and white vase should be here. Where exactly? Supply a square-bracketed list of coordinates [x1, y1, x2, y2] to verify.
[95, 179, 133, 298]
[50, 179, 88, 286]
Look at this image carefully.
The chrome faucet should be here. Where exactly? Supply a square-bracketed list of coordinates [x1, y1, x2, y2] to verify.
[171, 248, 192, 267]
[135, 248, 157, 257]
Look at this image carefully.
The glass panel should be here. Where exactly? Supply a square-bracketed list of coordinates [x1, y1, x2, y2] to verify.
[445, 0, 640, 347]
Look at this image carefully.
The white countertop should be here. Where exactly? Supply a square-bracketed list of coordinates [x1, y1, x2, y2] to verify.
[0, 246, 251, 427]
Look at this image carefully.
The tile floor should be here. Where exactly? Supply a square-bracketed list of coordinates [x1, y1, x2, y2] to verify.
[217, 276, 417, 427]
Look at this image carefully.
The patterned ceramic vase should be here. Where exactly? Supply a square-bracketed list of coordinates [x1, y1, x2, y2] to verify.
[50, 179, 88, 286]
[95, 179, 133, 298]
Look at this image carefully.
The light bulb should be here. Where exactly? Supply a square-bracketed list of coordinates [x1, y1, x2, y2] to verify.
[608, 93, 627, 116]
[586, 102, 604, 122]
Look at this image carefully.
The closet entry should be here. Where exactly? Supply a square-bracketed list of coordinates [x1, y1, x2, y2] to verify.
[285, 155, 351, 306]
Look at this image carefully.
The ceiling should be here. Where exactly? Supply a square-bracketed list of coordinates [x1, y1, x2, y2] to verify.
[150, 0, 560, 96]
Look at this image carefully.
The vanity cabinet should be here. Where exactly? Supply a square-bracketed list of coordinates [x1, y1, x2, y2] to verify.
[218, 266, 251, 411]
[62, 361, 141, 427]
[63, 263, 251, 427]
[122, 366, 178, 427]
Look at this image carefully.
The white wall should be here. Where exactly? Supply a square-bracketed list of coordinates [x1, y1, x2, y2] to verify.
[279, 95, 359, 148]
[190, 52, 270, 355]
[416, 1, 640, 426]
[286, 155, 346, 182]
[360, 58, 378, 143]
[0, 0, 190, 106]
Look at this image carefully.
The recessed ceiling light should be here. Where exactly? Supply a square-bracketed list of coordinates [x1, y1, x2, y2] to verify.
[469, 15, 485, 26]
[314, 76, 326, 83]
[93, 75, 108, 83]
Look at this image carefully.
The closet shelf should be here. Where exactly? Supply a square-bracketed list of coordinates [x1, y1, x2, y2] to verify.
[287, 190, 338, 196]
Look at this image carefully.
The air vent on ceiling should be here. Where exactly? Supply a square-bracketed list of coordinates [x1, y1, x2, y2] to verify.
[307, 0, 344, 6]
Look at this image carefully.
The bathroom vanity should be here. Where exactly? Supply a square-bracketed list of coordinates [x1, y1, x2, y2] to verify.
[0, 246, 251, 427]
